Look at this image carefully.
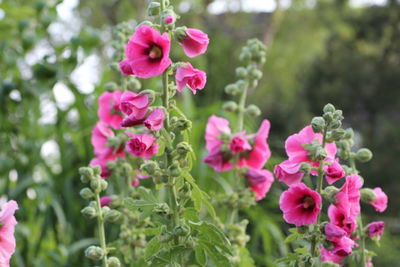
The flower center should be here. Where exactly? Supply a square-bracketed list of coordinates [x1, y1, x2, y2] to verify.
[302, 196, 315, 209]
[133, 139, 146, 152]
[148, 45, 163, 60]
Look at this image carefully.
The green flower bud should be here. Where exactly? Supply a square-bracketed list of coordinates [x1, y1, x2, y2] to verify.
[249, 68, 262, 80]
[235, 67, 247, 78]
[90, 178, 102, 193]
[297, 225, 309, 234]
[81, 206, 97, 219]
[173, 118, 192, 131]
[100, 180, 108, 191]
[329, 119, 342, 129]
[330, 129, 346, 141]
[92, 165, 102, 176]
[323, 112, 334, 123]
[360, 188, 376, 203]
[147, 2, 161, 16]
[141, 161, 158, 175]
[153, 203, 169, 214]
[333, 109, 344, 120]
[35, 2, 47, 13]
[104, 82, 118, 91]
[321, 261, 339, 267]
[225, 83, 240, 96]
[356, 148, 373, 163]
[79, 167, 94, 183]
[236, 80, 247, 91]
[109, 62, 120, 72]
[323, 103, 335, 113]
[323, 186, 340, 203]
[85, 246, 104, 260]
[223, 101, 238, 112]
[245, 104, 261, 117]
[136, 21, 154, 29]
[311, 116, 325, 133]
[173, 26, 187, 42]
[300, 162, 312, 174]
[127, 78, 141, 91]
[344, 128, 354, 139]
[107, 257, 121, 267]
[104, 209, 121, 223]
[239, 47, 252, 62]
[80, 188, 94, 199]
[169, 162, 181, 177]
[176, 142, 192, 156]
[174, 225, 190, 236]
[18, 20, 29, 32]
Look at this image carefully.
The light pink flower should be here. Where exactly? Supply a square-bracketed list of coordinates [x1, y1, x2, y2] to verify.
[0, 200, 18, 266]
[175, 63, 206, 94]
[279, 183, 322, 226]
[229, 132, 251, 154]
[246, 169, 274, 201]
[238, 120, 271, 169]
[100, 196, 113, 207]
[324, 223, 347, 242]
[144, 108, 165, 131]
[274, 160, 304, 186]
[120, 91, 149, 127]
[205, 115, 231, 153]
[98, 90, 123, 129]
[367, 221, 384, 240]
[119, 25, 171, 78]
[126, 132, 158, 158]
[91, 122, 124, 158]
[321, 247, 345, 265]
[179, 28, 209, 58]
[370, 187, 388, 212]
[335, 174, 363, 220]
[324, 159, 345, 185]
[90, 155, 117, 179]
[164, 15, 175, 24]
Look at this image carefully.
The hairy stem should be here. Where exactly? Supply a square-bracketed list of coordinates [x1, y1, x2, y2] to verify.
[95, 193, 109, 267]
[236, 83, 248, 132]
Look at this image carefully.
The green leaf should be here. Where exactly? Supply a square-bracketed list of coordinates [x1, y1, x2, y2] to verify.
[189, 221, 231, 255]
[198, 240, 231, 267]
[145, 237, 162, 260]
[238, 247, 256, 267]
[192, 186, 202, 212]
[294, 247, 309, 255]
[124, 198, 156, 209]
[182, 207, 200, 222]
[137, 186, 157, 203]
[195, 245, 207, 266]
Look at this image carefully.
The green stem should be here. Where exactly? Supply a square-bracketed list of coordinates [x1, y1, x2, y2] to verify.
[95, 193, 109, 267]
[358, 215, 367, 267]
[236, 83, 248, 132]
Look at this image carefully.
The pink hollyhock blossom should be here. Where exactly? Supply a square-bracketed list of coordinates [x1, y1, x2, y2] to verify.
[324, 223, 347, 242]
[98, 90, 123, 129]
[126, 132, 158, 158]
[238, 120, 271, 169]
[100, 196, 113, 207]
[328, 204, 357, 236]
[119, 25, 171, 78]
[335, 174, 363, 220]
[367, 221, 385, 240]
[331, 236, 355, 257]
[274, 160, 304, 186]
[324, 159, 345, 185]
[120, 91, 149, 127]
[179, 28, 209, 58]
[175, 63, 206, 94]
[279, 183, 322, 226]
[205, 115, 231, 152]
[164, 15, 175, 24]
[0, 200, 18, 266]
[370, 187, 388, 212]
[246, 169, 274, 201]
[144, 108, 165, 131]
[321, 247, 345, 265]
[229, 132, 251, 154]
[90, 155, 117, 179]
[285, 126, 337, 168]
[91, 122, 125, 158]
[204, 150, 233, 172]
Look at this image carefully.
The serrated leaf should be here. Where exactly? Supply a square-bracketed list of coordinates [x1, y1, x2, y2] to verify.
[182, 207, 200, 222]
[195, 245, 207, 266]
[137, 186, 158, 203]
[198, 240, 231, 267]
[124, 198, 156, 209]
[145, 237, 162, 260]
[189, 221, 232, 255]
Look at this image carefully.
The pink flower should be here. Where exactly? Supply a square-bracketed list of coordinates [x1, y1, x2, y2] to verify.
[100, 196, 113, 207]
[90, 155, 117, 179]
[132, 170, 150, 187]
[285, 126, 337, 167]
[279, 183, 322, 226]
[98, 91, 123, 129]
[179, 28, 209, 58]
[205, 115, 231, 153]
[0, 200, 18, 266]
[164, 15, 175, 24]
[120, 91, 149, 127]
[327, 204, 357, 236]
[324, 223, 347, 242]
[367, 221, 385, 240]
[238, 120, 271, 169]
[246, 169, 274, 201]
[144, 108, 165, 131]
[336, 174, 363, 219]
[324, 223, 355, 259]
[126, 132, 158, 158]
[370, 187, 388, 212]
[321, 247, 345, 265]
[274, 160, 304, 186]
[175, 63, 206, 94]
[204, 150, 233, 172]
[324, 159, 345, 185]
[229, 132, 251, 154]
[91, 122, 125, 158]
[119, 25, 171, 78]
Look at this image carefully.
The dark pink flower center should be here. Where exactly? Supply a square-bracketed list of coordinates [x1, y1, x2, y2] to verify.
[302, 196, 315, 210]
[230, 137, 248, 154]
[148, 45, 163, 60]
[132, 139, 146, 152]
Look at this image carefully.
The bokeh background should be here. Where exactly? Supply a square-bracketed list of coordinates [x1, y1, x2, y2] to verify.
[1, 0, 399, 266]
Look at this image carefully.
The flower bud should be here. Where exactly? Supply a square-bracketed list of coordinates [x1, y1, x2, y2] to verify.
[224, 83, 240, 96]
[127, 78, 141, 91]
[323, 112, 334, 123]
[300, 162, 312, 174]
[245, 104, 261, 117]
[81, 206, 97, 219]
[236, 80, 247, 91]
[85, 246, 104, 260]
[329, 119, 342, 129]
[222, 101, 238, 112]
[239, 47, 251, 62]
[176, 142, 192, 156]
[107, 257, 121, 267]
[80, 188, 94, 200]
[140, 89, 156, 104]
[321, 261, 339, 267]
[311, 116, 325, 133]
[361, 188, 376, 203]
[173, 118, 192, 131]
[344, 128, 354, 139]
[104, 209, 121, 223]
[235, 67, 247, 78]
[249, 68, 262, 80]
[356, 148, 373, 163]
[141, 161, 158, 175]
[173, 26, 187, 42]
[323, 103, 335, 113]
[104, 82, 118, 91]
[90, 178, 102, 193]
[79, 167, 94, 183]
[147, 2, 161, 16]
[174, 225, 190, 236]
[35, 2, 47, 13]
[323, 186, 340, 203]
[100, 179, 108, 191]
[153, 203, 170, 214]
[169, 162, 181, 177]
[330, 129, 346, 141]
[92, 165, 102, 176]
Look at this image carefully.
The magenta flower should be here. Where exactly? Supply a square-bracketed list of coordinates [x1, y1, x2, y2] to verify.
[238, 120, 271, 169]
[274, 160, 304, 186]
[144, 108, 165, 131]
[336, 174, 363, 219]
[279, 183, 322, 226]
[229, 132, 251, 154]
[91, 122, 124, 158]
[164, 15, 175, 24]
[321, 247, 345, 265]
[370, 187, 388, 212]
[324, 159, 345, 185]
[100, 196, 113, 207]
[120, 91, 149, 127]
[90, 155, 117, 179]
[204, 150, 233, 172]
[126, 132, 158, 158]
[175, 63, 206, 94]
[324, 223, 347, 242]
[327, 204, 357, 236]
[0, 200, 18, 266]
[324, 223, 355, 259]
[98, 90, 123, 129]
[367, 221, 385, 240]
[179, 28, 209, 58]
[119, 25, 171, 78]
[246, 169, 274, 201]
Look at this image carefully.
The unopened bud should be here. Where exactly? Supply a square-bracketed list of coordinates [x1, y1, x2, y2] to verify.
[330, 129, 346, 141]
[104, 82, 118, 91]
[323, 186, 340, 203]
[81, 206, 97, 219]
[173, 118, 192, 131]
[141, 161, 158, 175]
[85, 246, 104, 260]
[147, 2, 160, 16]
[321, 262, 339, 267]
[323, 112, 334, 123]
[153, 203, 169, 214]
[235, 67, 247, 78]
[90, 179, 102, 192]
[236, 80, 247, 91]
[222, 101, 238, 112]
[100, 180, 108, 191]
[174, 225, 190, 236]
[107, 257, 121, 267]
[79, 167, 94, 183]
[173, 26, 187, 42]
[104, 209, 121, 223]
[127, 78, 141, 91]
[311, 117, 325, 133]
[300, 162, 311, 174]
[225, 83, 240, 96]
[245, 104, 261, 117]
[329, 119, 342, 129]
[361, 188, 376, 203]
[80, 188, 94, 199]
[169, 162, 181, 177]
[176, 142, 192, 156]
[140, 89, 156, 104]
[92, 165, 102, 176]
[344, 128, 354, 139]
[356, 148, 373, 163]
[323, 103, 335, 113]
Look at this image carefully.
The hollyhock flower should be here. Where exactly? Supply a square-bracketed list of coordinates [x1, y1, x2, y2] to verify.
[229, 132, 251, 154]
[205, 115, 231, 153]
[324, 159, 345, 185]
[120, 91, 149, 127]
[100, 196, 113, 207]
[179, 28, 209, 58]
[324, 223, 347, 242]
[335, 174, 363, 220]
[327, 204, 357, 236]
[126, 132, 158, 158]
[367, 221, 385, 240]
[90, 155, 117, 179]
[246, 169, 274, 201]
[370, 187, 388, 212]
[144, 108, 165, 131]
[119, 25, 171, 78]
[204, 150, 233, 172]
[331, 236, 355, 257]
[285, 126, 337, 167]
[274, 160, 304, 186]
[279, 183, 322, 226]
[0, 200, 18, 267]
[175, 63, 206, 94]
[321, 247, 345, 265]
[98, 90, 123, 129]
[238, 120, 271, 169]
[91, 122, 125, 158]
[164, 15, 175, 24]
